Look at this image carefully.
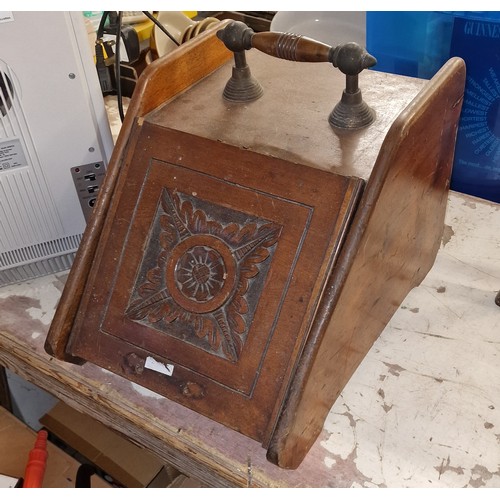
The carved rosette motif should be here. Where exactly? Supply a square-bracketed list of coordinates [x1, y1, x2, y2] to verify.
[125, 188, 282, 362]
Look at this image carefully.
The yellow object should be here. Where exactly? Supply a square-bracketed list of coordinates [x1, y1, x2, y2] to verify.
[133, 19, 154, 42]
[92, 11, 200, 61]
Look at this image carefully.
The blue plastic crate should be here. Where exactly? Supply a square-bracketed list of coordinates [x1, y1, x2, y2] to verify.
[367, 11, 500, 203]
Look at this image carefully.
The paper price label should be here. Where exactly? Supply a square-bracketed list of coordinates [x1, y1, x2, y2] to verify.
[144, 356, 174, 376]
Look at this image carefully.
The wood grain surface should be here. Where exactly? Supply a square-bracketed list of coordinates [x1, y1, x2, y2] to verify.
[45, 21, 233, 361]
[65, 122, 361, 444]
[42, 22, 466, 472]
[1, 186, 499, 486]
[267, 57, 466, 468]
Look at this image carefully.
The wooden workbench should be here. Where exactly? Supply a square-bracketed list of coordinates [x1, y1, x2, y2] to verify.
[0, 188, 499, 487]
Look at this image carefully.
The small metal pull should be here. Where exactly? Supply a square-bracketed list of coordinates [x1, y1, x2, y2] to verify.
[123, 352, 145, 375]
[328, 43, 377, 130]
[217, 21, 377, 129]
[221, 50, 264, 103]
[181, 381, 205, 399]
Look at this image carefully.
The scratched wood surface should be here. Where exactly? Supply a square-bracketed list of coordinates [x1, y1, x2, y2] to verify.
[45, 24, 455, 470]
[144, 47, 465, 467]
[149, 49, 426, 182]
[1, 191, 499, 487]
[44, 21, 233, 362]
[267, 57, 466, 468]
[65, 122, 362, 446]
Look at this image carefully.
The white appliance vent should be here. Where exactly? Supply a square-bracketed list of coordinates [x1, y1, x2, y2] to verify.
[0, 254, 76, 286]
[0, 134, 67, 252]
[0, 235, 82, 286]
[0, 12, 113, 286]
[0, 234, 82, 268]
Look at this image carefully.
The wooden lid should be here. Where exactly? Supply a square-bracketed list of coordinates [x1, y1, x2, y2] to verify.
[147, 50, 426, 181]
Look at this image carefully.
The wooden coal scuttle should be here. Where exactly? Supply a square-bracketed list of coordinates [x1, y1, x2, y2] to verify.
[46, 20, 465, 469]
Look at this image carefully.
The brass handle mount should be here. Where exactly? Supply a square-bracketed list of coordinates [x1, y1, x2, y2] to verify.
[217, 21, 377, 129]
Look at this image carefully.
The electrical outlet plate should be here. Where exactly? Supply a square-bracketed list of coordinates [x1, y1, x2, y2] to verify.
[71, 161, 107, 222]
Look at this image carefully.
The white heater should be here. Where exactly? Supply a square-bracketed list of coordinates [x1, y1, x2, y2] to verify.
[0, 11, 113, 286]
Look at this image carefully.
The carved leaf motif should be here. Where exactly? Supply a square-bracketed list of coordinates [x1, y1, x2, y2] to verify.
[199, 317, 220, 350]
[240, 266, 260, 279]
[126, 188, 282, 361]
[160, 214, 171, 231]
[236, 278, 249, 297]
[146, 267, 161, 285]
[227, 306, 246, 335]
[147, 304, 165, 323]
[178, 199, 194, 226]
[138, 281, 159, 297]
[163, 302, 181, 323]
[205, 219, 223, 236]
[159, 215, 176, 248]
[192, 209, 208, 232]
[156, 250, 169, 271]
[159, 232, 174, 250]
[221, 223, 240, 240]
[221, 334, 242, 362]
[127, 304, 149, 321]
[231, 294, 248, 315]
[259, 223, 281, 245]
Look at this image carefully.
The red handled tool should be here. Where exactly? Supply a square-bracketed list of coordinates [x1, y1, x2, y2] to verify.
[23, 430, 48, 488]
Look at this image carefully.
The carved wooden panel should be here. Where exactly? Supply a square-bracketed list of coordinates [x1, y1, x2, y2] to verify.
[125, 187, 282, 362]
[67, 124, 362, 441]
[43, 28, 465, 469]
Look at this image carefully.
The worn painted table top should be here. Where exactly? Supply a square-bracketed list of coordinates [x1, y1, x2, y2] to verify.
[0, 189, 499, 487]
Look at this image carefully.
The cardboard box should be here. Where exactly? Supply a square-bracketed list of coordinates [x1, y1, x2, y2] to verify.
[0, 405, 109, 488]
[168, 474, 207, 488]
[40, 401, 178, 488]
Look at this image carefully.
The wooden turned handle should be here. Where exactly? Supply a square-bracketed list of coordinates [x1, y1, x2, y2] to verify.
[251, 32, 331, 62]
[217, 21, 377, 76]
